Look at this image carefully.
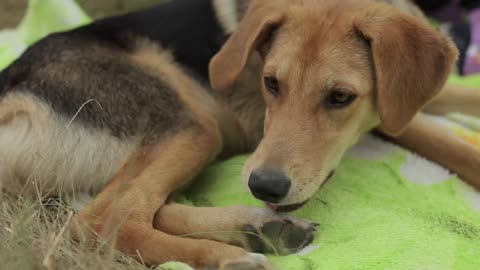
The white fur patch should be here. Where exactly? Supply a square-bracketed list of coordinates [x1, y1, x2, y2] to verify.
[297, 244, 320, 256]
[400, 153, 454, 185]
[69, 193, 94, 212]
[0, 93, 138, 197]
[467, 189, 480, 212]
[347, 135, 398, 160]
[213, 0, 239, 34]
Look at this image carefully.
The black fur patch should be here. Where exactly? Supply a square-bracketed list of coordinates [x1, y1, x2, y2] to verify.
[75, 0, 227, 81]
[4, 33, 190, 140]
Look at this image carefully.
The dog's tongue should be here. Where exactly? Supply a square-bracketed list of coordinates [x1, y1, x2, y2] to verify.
[266, 203, 278, 211]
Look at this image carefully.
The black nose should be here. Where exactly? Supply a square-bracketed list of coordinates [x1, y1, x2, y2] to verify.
[248, 169, 291, 203]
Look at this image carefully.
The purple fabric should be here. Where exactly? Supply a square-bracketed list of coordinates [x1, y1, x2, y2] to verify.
[464, 9, 480, 75]
[470, 9, 480, 43]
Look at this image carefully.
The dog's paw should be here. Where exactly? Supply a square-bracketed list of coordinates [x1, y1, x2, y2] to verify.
[220, 253, 276, 270]
[241, 212, 317, 255]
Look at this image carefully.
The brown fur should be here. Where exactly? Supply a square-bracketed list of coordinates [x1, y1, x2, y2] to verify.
[0, 112, 14, 125]
[383, 113, 480, 188]
[353, 3, 458, 135]
[129, 41, 247, 155]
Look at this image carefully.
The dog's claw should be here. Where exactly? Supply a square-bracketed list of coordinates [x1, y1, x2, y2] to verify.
[241, 217, 316, 255]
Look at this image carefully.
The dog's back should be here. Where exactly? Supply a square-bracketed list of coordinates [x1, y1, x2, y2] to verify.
[0, 0, 232, 196]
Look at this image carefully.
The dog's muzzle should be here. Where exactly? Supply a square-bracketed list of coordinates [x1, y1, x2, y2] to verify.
[248, 169, 292, 203]
[266, 200, 309, 212]
[263, 169, 337, 213]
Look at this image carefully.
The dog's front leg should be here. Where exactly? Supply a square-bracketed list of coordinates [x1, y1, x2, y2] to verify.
[424, 84, 480, 117]
[380, 113, 480, 189]
[154, 203, 317, 255]
[70, 126, 274, 269]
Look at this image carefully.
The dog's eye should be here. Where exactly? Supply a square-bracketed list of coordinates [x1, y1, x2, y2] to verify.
[326, 90, 357, 108]
[264, 76, 280, 96]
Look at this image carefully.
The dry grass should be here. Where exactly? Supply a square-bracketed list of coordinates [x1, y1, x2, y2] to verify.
[0, 195, 152, 270]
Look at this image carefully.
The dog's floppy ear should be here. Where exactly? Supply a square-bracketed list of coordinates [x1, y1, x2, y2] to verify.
[354, 4, 458, 135]
[209, 0, 284, 91]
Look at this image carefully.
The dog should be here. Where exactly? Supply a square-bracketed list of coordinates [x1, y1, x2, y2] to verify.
[1, 0, 480, 269]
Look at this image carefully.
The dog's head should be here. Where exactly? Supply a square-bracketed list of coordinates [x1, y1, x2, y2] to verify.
[210, 0, 457, 211]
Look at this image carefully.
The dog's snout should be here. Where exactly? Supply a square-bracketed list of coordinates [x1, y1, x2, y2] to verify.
[248, 169, 291, 203]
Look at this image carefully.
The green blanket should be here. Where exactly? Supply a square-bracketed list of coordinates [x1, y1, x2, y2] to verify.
[1, 1, 480, 269]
